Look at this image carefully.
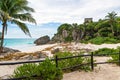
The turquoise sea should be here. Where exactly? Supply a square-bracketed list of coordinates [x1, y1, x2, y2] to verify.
[3, 38, 36, 49]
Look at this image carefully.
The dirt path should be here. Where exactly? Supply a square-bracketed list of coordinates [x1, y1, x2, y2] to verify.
[63, 57, 120, 80]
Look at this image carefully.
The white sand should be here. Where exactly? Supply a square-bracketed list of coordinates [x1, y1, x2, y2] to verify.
[63, 57, 120, 80]
[71, 43, 120, 50]
[1, 43, 120, 79]
[0, 65, 20, 78]
[17, 43, 58, 53]
[12, 43, 120, 53]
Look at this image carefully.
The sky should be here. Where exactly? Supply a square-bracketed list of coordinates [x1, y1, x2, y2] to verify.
[1, 0, 120, 38]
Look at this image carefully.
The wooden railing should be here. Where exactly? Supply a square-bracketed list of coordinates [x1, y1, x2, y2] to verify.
[1, 51, 120, 80]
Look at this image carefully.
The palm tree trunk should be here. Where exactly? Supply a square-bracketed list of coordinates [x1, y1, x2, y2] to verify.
[0, 22, 6, 53]
[111, 24, 114, 36]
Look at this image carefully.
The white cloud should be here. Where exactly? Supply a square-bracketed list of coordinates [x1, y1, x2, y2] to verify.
[4, 22, 60, 38]
[1, 0, 120, 38]
[28, 0, 120, 24]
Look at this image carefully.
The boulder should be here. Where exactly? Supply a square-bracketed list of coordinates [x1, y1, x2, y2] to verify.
[34, 51, 47, 58]
[51, 48, 60, 54]
[3, 47, 20, 53]
[20, 55, 33, 60]
[34, 35, 50, 45]
[51, 34, 63, 43]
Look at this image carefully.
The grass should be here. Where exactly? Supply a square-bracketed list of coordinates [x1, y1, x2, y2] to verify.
[93, 48, 118, 56]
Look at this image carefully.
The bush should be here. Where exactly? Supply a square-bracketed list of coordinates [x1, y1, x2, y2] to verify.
[54, 52, 91, 72]
[93, 48, 118, 56]
[88, 37, 119, 45]
[64, 36, 73, 42]
[37, 59, 63, 80]
[12, 59, 63, 80]
[108, 46, 120, 65]
[93, 47, 120, 65]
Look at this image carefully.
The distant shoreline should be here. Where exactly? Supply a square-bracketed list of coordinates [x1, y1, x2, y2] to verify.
[3, 38, 36, 49]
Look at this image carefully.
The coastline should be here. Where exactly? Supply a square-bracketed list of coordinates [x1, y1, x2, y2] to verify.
[10, 42, 120, 53]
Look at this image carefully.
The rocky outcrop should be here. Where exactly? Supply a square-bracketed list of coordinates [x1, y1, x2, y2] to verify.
[34, 35, 50, 45]
[3, 47, 20, 53]
[51, 48, 60, 54]
[51, 34, 63, 42]
[62, 29, 68, 38]
[0, 51, 47, 61]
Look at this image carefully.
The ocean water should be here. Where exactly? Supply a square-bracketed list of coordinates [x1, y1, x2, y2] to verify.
[3, 38, 36, 49]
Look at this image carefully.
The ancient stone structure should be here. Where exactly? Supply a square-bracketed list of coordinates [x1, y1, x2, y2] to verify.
[84, 18, 93, 23]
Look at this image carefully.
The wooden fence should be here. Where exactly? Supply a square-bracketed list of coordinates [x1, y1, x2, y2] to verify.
[1, 51, 120, 80]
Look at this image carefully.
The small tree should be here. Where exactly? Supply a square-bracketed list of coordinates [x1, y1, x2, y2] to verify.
[105, 11, 117, 36]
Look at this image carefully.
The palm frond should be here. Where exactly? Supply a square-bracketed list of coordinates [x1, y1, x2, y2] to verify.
[12, 13, 36, 24]
[22, 6, 35, 12]
[9, 0, 34, 13]
[11, 19, 31, 37]
[0, 0, 35, 36]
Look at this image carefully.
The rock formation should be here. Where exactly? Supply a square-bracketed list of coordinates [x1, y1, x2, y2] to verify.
[34, 35, 50, 45]
[3, 47, 20, 53]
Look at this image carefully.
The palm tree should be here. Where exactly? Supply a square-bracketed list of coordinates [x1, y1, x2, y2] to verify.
[0, 0, 36, 52]
[105, 11, 117, 36]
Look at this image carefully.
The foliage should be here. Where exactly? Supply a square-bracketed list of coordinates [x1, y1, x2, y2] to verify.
[57, 23, 72, 34]
[92, 47, 120, 65]
[53, 11, 120, 44]
[64, 36, 73, 42]
[54, 52, 91, 72]
[88, 37, 119, 45]
[13, 63, 38, 80]
[37, 59, 63, 80]
[108, 46, 120, 65]
[93, 48, 118, 56]
[0, 0, 36, 52]
[105, 11, 117, 35]
[12, 59, 63, 80]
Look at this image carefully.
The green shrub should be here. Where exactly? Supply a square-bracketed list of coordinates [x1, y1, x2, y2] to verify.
[93, 48, 118, 56]
[37, 59, 63, 80]
[54, 52, 91, 72]
[88, 37, 119, 45]
[64, 36, 73, 42]
[108, 46, 120, 65]
[12, 59, 63, 80]
[13, 63, 38, 79]
[93, 47, 120, 66]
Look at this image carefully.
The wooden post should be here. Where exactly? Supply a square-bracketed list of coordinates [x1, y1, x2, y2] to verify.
[55, 55, 58, 68]
[91, 52, 94, 70]
[119, 50, 120, 66]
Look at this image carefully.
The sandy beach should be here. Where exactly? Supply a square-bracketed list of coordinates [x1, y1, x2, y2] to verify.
[17, 43, 59, 53]
[12, 42, 120, 53]
[0, 43, 120, 79]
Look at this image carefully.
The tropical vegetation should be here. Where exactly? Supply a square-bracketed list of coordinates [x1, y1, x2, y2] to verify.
[91, 47, 120, 65]
[0, 0, 36, 52]
[108, 47, 120, 65]
[93, 47, 118, 56]
[54, 52, 92, 72]
[12, 52, 94, 79]
[12, 59, 63, 80]
[52, 11, 120, 44]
